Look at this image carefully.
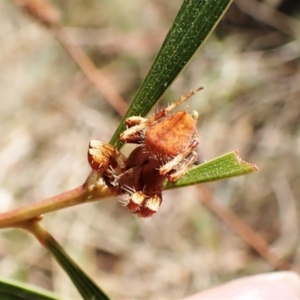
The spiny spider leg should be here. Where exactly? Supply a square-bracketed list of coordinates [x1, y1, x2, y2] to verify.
[158, 86, 203, 116]
[168, 152, 198, 182]
[125, 116, 148, 127]
[127, 191, 147, 213]
[88, 140, 127, 172]
[159, 139, 199, 179]
[120, 87, 203, 142]
[136, 193, 162, 218]
[121, 184, 136, 195]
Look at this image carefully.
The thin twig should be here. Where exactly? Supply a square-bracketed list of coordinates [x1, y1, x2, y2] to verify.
[198, 186, 293, 271]
[0, 182, 111, 229]
[14, 0, 128, 116]
[53, 27, 128, 116]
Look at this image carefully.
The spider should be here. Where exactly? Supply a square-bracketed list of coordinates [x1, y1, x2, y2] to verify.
[88, 87, 202, 217]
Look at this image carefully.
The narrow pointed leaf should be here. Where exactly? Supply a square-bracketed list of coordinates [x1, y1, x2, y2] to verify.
[164, 151, 258, 189]
[0, 277, 62, 300]
[45, 235, 110, 300]
[110, 0, 233, 148]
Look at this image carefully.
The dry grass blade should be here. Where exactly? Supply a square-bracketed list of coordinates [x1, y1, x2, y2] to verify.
[197, 186, 293, 271]
[53, 28, 128, 116]
[15, 0, 60, 26]
[14, 0, 128, 116]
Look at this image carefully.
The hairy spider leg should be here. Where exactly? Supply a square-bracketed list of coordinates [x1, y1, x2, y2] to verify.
[136, 193, 162, 218]
[168, 152, 198, 182]
[159, 139, 199, 180]
[88, 140, 127, 173]
[120, 87, 203, 142]
[125, 116, 148, 127]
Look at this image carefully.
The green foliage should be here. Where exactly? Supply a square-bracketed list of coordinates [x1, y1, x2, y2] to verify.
[110, 0, 232, 149]
[0, 278, 62, 300]
[46, 235, 110, 300]
[164, 151, 257, 189]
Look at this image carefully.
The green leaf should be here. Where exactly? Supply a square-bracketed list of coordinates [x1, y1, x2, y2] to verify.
[45, 235, 110, 300]
[164, 151, 258, 189]
[110, 0, 233, 148]
[0, 277, 62, 300]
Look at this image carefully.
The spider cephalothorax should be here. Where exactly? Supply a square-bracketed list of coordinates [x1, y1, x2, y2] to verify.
[88, 87, 202, 217]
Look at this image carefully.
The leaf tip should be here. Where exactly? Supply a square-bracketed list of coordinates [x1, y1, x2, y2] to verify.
[234, 150, 258, 172]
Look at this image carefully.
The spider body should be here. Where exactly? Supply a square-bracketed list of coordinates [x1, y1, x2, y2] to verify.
[145, 111, 197, 158]
[88, 87, 202, 217]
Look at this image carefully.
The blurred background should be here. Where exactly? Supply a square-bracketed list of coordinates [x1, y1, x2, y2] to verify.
[0, 0, 300, 299]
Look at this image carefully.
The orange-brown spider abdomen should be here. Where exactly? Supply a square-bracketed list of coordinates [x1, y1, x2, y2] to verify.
[145, 111, 196, 158]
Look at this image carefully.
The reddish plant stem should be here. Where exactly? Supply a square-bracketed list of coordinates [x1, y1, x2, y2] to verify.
[0, 183, 111, 228]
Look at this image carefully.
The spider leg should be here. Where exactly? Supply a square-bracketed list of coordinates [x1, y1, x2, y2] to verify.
[88, 140, 127, 174]
[126, 191, 147, 213]
[161, 87, 203, 115]
[136, 193, 162, 218]
[125, 116, 148, 127]
[159, 139, 199, 179]
[120, 87, 203, 143]
[167, 152, 198, 182]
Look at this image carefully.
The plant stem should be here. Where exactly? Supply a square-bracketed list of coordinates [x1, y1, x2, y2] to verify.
[0, 179, 111, 229]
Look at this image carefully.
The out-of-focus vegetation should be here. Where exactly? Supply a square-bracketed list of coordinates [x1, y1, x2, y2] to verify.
[0, 0, 299, 299]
